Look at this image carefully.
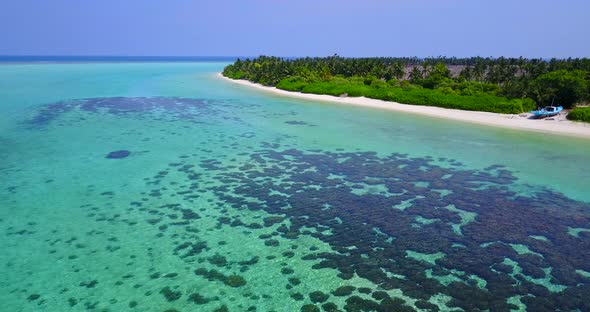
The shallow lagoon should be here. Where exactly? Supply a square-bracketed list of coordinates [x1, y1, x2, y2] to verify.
[1, 62, 590, 311]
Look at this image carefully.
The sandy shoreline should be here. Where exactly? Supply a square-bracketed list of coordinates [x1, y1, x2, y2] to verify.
[217, 73, 590, 139]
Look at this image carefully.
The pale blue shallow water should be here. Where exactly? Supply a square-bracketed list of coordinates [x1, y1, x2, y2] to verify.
[1, 61, 589, 311]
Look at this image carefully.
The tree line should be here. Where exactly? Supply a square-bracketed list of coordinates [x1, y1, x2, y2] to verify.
[223, 55, 590, 109]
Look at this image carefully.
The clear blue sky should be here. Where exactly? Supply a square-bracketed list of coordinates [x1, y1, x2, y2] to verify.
[1, 0, 589, 58]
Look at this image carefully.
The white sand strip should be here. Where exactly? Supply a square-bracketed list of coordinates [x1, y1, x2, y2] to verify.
[217, 74, 590, 139]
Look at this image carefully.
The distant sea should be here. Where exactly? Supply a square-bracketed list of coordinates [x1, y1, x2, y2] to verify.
[0, 55, 242, 63]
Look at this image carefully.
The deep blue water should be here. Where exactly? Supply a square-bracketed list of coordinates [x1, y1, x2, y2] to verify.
[0, 55, 243, 63]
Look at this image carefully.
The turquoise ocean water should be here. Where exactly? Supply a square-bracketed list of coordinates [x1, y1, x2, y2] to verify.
[1, 61, 590, 311]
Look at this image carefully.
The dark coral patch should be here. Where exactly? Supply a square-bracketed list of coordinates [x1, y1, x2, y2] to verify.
[188, 293, 210, 304]
[160, 286, 181, 302]
[285, 120, 316, 127]
[309, 291, 329, 303]
[301, 304, 320, 312]
[27, 294, 41, 301]
[332, 286, 355, 297]
[213, 305, 229, 312]
[208, 254, 228, 267]
[281, 267, 295, 275]
[106, 150, 130, 159]
[288, 277, 301, 286]
[321, 302, 339, 312]
[224, 275, 247, 287]
[79, 280, 98, 288]
[238, 256, 259, 266]
[291, 293, 304, 301]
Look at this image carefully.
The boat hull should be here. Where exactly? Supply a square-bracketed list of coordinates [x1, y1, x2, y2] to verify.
[530, 106, 563, 118]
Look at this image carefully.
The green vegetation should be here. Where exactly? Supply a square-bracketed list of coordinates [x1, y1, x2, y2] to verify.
[567, 107, 590, 122]
[275, 75, 533, 113]
[223, 56, 590, 115]
[531, 70, 588, 108]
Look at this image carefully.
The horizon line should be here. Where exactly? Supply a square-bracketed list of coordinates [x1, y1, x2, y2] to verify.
[1, 55, 588, 60]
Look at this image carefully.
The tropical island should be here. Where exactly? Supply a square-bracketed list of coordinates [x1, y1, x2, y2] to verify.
[222, 56, 590, 125]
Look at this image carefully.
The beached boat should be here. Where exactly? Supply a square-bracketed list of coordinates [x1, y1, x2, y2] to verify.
[530, 106, 563, 118]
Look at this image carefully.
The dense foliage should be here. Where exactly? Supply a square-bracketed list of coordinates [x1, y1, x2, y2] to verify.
[567, 107, 590, 122]
[223, 56, 590, 113]
[275, 76, 534, 113]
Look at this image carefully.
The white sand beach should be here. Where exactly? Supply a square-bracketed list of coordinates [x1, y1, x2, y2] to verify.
[218, 74, 590, 139]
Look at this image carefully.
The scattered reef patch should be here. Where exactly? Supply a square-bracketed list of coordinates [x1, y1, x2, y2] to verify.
[197, 146, 590, 311]
[105, 150, 130, 159]
[26, 96, 230, 128]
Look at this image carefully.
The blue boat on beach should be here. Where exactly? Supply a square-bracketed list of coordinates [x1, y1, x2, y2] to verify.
[530, 105, 563, 118]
